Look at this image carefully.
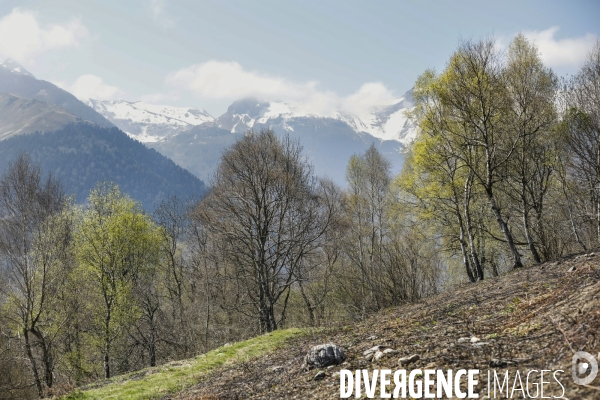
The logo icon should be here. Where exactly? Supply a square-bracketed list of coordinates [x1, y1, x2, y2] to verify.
[572, 351, 598, 385]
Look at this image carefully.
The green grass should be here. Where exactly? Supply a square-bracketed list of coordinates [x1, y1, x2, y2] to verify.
[61, 328, 305, 400]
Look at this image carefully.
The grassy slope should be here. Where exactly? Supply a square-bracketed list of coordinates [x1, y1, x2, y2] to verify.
[61, 329, 305, 400]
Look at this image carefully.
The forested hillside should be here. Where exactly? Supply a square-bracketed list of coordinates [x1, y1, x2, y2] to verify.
[0, 123, 206, 209]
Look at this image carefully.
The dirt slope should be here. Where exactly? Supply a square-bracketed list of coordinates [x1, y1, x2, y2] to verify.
[175, 252, 600, 399]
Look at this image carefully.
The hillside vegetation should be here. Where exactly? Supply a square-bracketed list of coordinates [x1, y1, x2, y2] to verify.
[0, 123, 206, 209]
[1, 35, 599, 400]
[60, 251, 600, 399]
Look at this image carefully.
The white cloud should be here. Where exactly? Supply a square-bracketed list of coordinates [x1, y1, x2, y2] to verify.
[64, 74, 124, 101]
[165, 60, 398, 117]
[148, 0, 177, 30]
[0, 8, 88, 64]
[521, 26, 598, 68]
[341, 82, 396, 119]
[166, 61, 320, 102]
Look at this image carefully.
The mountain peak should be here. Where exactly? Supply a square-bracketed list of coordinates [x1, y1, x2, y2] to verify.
[0, 59, 34, 78]
[226, 98, 269, 117]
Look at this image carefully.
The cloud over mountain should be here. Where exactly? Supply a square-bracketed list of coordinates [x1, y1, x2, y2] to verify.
[66, 74, 125, 102]
[165, 60, 398, 118]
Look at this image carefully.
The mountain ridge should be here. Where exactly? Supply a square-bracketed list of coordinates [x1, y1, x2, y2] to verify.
[89, 93, 417, 184]
[0, 59, 114, 128]
[0, 92, 86, 140]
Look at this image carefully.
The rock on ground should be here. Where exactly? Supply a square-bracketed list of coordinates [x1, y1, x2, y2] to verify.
[304, 344, 346, 369]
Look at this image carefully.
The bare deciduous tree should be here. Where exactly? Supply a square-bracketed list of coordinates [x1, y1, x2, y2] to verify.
[192, 129, 337, 333]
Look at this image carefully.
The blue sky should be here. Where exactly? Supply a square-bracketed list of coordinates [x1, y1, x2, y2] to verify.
[0, 0, 598, 116]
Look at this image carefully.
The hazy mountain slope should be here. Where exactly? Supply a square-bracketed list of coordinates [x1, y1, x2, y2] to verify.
[150, 118, 404, 184]
[0, 123, 207, 210]
[0, 93, 84, 140]
[178, 98, 407, 183]
[149, 125, 234, 183]
[0, 59, 114, 128]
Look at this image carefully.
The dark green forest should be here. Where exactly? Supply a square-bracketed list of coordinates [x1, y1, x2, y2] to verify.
[0, 123, 207, 210]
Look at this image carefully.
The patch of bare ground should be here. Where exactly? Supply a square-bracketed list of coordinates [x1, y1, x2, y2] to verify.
[172, 251, 600, 399]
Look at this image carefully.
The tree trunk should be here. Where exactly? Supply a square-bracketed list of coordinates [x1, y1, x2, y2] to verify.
[104, 310, 111, 379]
[487, 189, 523, 268]
[464, 175, 483, 280]
[522, 207, 542, 263]
[31, 328, 54, 391]
[298, 281, 316, 326]
[24, 328, 44, 398]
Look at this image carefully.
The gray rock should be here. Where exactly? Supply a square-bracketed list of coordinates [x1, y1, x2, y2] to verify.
[373, 351, 385, 362]
[383, 348, 399, 355]
[470, 336, 480, 343]
[363, 345, 386, 356]
[304, 344, 347, 369]
[314, 371, 326, 381]
[457, 337, 470, 343]
[398, 354, 420, 367]
[489, 358, 513, 368]
[568, 266, 577, 272]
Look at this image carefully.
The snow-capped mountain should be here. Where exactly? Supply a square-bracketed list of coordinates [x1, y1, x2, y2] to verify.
[88, 100, 214, 142]
[210, 91, 416, 145]
[0, 59, 35, 77]
[90, 92, 417, 184]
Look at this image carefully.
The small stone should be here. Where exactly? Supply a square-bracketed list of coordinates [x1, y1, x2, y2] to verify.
[314, 371, 326, 381]
[383, 348, 399, 355]
[568, 266, 577, 272]
[373, 351, 385, 362]
[223, 342, 232, 347]
[363, 345, 386, 356]
[457, 337, 470, 343]
[470, 336, 480, 343]
[490, 359, 508, 368]
[366, 335, 377, 340]
[398, 354, 420, 367]
[473, 342, 488, 347]
[271, 366, 284, 373]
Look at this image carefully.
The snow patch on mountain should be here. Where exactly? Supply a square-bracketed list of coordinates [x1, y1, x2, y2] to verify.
[214, 90, 417, 145]
[0, 59, 35, 78]
[88, 99, 214, 142]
